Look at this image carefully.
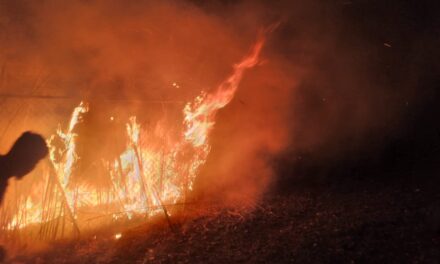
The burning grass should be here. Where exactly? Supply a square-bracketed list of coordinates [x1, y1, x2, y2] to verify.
[0, 32, 268, 250]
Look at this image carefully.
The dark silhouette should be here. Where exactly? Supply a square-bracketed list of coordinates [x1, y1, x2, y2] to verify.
[0, 132, 48, 262]
[0, 131, 48, 205]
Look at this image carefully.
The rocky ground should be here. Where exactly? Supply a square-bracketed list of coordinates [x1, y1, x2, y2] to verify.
[7, 177, 440, 264]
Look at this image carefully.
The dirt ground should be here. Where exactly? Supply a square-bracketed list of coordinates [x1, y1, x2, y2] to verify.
[6, 177, 440, 264]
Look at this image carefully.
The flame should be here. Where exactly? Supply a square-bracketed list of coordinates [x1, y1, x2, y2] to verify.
[48, 102, 89, 209]
[1, 35, 266, 236]
[182, 35, 265, 190]
[184, 38, 264, 147]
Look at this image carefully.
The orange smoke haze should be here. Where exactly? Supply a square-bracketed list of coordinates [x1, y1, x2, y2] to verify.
[0, 0, 298, 208]
[0, 0, 427, 207]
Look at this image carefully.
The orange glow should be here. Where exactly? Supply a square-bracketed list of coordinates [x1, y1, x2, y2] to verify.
[1, 36, 266, 237]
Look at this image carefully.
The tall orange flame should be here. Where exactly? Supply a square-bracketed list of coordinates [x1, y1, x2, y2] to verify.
[1, 34, 266, 235]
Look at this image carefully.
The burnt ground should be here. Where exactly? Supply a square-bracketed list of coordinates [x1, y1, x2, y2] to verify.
[6, 175, 440, 264]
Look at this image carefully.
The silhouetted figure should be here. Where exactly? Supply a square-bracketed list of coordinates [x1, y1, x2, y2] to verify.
[0, 131, 48, 205]
[0, 132, 48, 263]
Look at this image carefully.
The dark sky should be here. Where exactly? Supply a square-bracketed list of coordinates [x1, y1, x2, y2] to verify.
[263, 0, 440, 186]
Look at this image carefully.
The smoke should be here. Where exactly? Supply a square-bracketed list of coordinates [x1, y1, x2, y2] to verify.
[0, 0, 291, 203]
[269, 0, 440, 186]
[193, 0, 440, 196]
[0, 0, 438, 205]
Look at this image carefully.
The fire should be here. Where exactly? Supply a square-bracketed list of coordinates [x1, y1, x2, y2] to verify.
[0, 35, 266, 239]
[49, 102, 89, 210]
[183, 38, 264, 147]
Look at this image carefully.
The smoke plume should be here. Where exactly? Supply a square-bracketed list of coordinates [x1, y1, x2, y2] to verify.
[0, 0, 438, 204]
